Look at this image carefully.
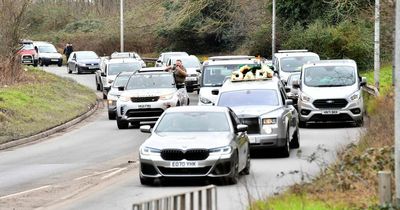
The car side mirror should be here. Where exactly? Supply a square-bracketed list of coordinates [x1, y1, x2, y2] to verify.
[236, 124, 248, 133]
[285, 99, 293, 108]
[140, 125, 152, 133]
[156, 60, 162, 63]
[196, 69, 201, 73]
[101, 72, 106, 77]
[285, 87, 291, 93]
[292, 80, 300, 89]
[211, 89, 219, 95]
[360, 77, 367, 87]
[118, 86, 125, 91]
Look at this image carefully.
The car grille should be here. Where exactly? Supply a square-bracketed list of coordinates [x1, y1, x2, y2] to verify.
[131, 96, 160, 103]
[22, 55, 32, 59]
[161, 149, 209, 161]
[309, 113, 353, 122]
[158, 166, 212, 175]
[126, 109, 164, 118]
[313, 99, 348, 109]
[239, 118, 260, 134]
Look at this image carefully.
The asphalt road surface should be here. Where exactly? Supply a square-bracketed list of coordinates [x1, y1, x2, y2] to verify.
[0, 66, 362, 210]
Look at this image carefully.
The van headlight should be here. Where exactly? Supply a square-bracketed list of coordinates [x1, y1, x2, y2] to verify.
[200, 96, 212, 104]
[209, 146, 232, 155]
[300, 93, 312, 102]
[140, 147, 161, 156]
[160, 93, 174, 100]
[349, 90, 361, 101]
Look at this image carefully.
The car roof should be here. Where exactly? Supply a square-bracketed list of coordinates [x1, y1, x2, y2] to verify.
[33, 41, 53, 46]
[165, 106, 229, 113]
[274, 51, 319, 59]
[137, 67, 166, 72]
[74, 51, 97, 54]
[303, 59, 357, 68]
[208, 55, 255, 61]
[168, 55, 199, 61]
[160, 52, 188, 56]
[203, 58, 260, 66]
[107, 58, 141, 64]
[220, 77, 281, 93]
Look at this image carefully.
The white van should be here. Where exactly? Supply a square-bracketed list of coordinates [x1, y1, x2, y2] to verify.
[33, 41, 63, 67]
[294, 60, 367, 127]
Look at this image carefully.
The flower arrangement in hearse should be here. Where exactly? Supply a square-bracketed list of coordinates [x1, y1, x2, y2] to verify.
[230, 64, 274, 81]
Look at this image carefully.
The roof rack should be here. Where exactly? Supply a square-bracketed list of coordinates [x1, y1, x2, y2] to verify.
[209, 55, 255, 61]
[137, 67, 166, 73]
[277, 50, 308, 53]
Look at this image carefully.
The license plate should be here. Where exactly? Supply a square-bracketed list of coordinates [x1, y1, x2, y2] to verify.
[322, 110, 339, 115]
[138, 104, 151, 109]
[51, 59, 58, 62]
[170, 161, 198, 168]
[89, 66, 97, 69]
[23, 60, 31, 63]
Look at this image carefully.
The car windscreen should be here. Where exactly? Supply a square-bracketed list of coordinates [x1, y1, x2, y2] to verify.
[163, 53, 186, 63]
[202, 64, 257, 87]
[218, 89, 279, 107]
[108, 63, 141, 75]
[280, 56, 319, 72]
[77, 52, 99, 60]
[171, 57, 200, 68]
[38, 45, 57, 53]
[155, 112, 230, 132]
[126, 73, 175, 90]
[303, 66, 356, 87]
[113, 75, 131, 87]
[22, 44, 34, 50]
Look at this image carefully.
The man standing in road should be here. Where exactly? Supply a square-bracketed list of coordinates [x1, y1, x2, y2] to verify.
[165, 59, 187, 85]
[63, 43, 74, 63]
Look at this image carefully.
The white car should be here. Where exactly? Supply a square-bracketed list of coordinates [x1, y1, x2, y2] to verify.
[107, 71, 134, 120]
[198, 56, 261, 105]
[33, 41, 63, 67]
[95, 57, 142, 99]
[272, 50, 319, 84]
[110, 52, 146, 67]
[294, 60, 367, 127]
[155, 52, 189, 67]
[166, 55, 201, 93]
[116, 67, 190, 129]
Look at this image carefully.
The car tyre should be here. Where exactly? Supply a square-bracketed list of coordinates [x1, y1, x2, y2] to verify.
[39, 59, 44, 66]
[76, 66, 81, 74]
[33, 60, 38, 67]
[108, 112, 116, 120]
[225, 152, 239, 185]
[290, 127, 300, 149]
[187, 98, 190, 106]
[116, 117, 129, 129]
[57, 61, 62, 67]
[140, 174, 154, 186]
[68, 66, 72, 74]
[241, 145, 251, 175]
[103, 92, 107, 100]
[95, 77, 100, 91]
[299, 120, 307, 128]
[280, 130, 290, 158]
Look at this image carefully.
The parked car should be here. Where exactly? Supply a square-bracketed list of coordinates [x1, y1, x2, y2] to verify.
[155, 52, 189, 67]
[110, 52, 146, 67]
[198, 55, 260, 105]
[166, 55, 201, 93]
[18, 40, 38, 66]
[138, 106, 250, 185]
[95, 57, 142, 99]
[107, 71, 134, 120]
[214, 75, 299, 157]
[272, 50, 319, 84]
[285, 72, 301, 108]
[116, 67, 189, 129]
[294, 60, 366, 127]
[33, 41, 63, 67]
[67, 51, 100, 74]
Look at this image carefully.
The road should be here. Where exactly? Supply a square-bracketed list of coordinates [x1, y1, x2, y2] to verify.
[0, 66, 362, 210]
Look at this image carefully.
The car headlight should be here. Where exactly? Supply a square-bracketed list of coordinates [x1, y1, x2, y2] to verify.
[200, 96, 212, 104]
[140, 147, 161, 156]
[159, 93, 174, 100]
[209, 146, 232, 155]
[262, 118, 276, 125]
[349, 90, 361, 101]
[119, 95, 130, 102]
[300, 93, 312, 102]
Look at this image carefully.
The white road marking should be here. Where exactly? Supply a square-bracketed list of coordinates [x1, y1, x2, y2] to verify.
[74, 167, 121, 181]
[0, 185, 52, 200]
[101, 167, 127, 180]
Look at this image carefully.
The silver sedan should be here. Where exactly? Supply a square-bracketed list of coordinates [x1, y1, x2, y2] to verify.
[138, 106, 251, 185]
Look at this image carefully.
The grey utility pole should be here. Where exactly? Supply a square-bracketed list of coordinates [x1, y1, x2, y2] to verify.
[120, 0, 124, 52]
[374, 0, 381, 89]
[272, 0, 276, 59]
[395, 0, 400, 206]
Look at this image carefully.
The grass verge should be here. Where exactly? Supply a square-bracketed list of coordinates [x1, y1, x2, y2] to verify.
[251, 65, 395, 210]
[0, 67, 97, 144]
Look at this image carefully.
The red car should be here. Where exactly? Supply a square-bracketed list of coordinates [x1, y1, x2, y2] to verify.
[18, 40, 38, 66]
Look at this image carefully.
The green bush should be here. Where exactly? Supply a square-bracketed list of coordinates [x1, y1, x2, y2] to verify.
[64, 19, 103, 33]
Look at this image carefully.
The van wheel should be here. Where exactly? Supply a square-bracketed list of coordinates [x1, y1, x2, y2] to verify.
[95, 77, 100, 90]
[39, 59, 44, 66]
[116, 117, 129, 129]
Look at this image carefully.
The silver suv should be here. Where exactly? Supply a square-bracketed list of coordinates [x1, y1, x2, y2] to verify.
[215, 77, 299, 157]
[116, 67, 189, 129]
[294, 60, 366, 127]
